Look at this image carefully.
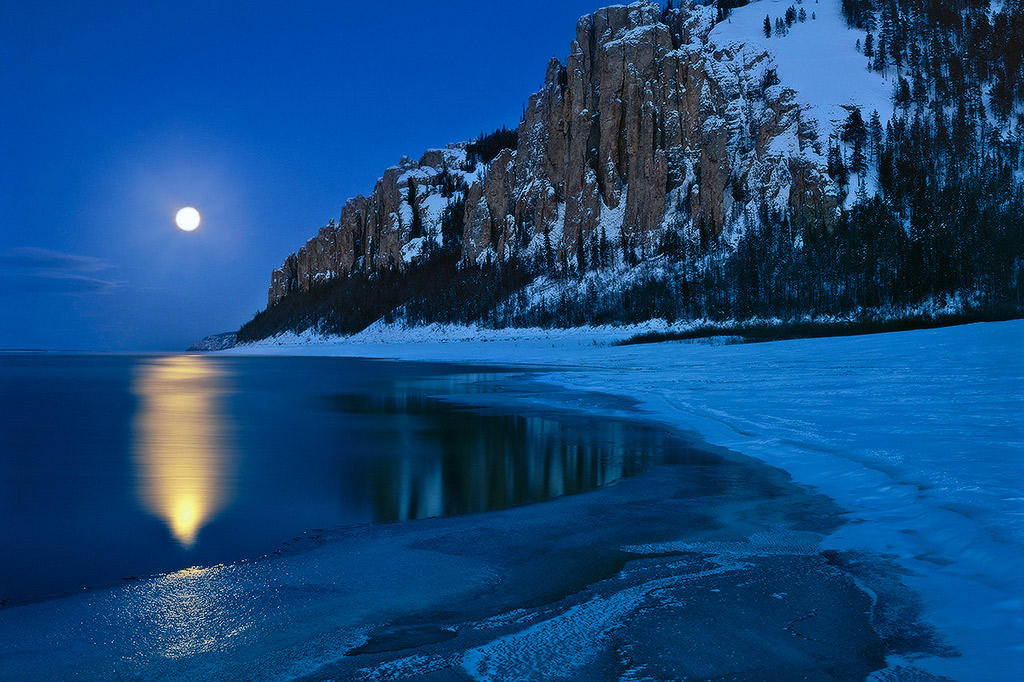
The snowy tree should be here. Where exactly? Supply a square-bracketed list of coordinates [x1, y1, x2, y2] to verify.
[868, 110, 883, 161]
[407, 180, 424, 239]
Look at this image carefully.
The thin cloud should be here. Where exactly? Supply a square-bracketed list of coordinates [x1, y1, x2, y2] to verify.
[0, 247, 121, 294]
[0, 247, 109, 273]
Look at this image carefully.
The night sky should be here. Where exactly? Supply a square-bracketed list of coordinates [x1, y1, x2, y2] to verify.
[1, 0, 607, 350]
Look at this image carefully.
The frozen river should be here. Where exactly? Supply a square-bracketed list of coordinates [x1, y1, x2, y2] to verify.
[0, 355, 677, 607]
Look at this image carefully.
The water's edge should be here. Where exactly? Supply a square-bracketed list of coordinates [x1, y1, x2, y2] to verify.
[0, 357, 950, 681]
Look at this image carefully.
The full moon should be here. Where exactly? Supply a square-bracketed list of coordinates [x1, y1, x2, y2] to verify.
[175, 207, 201, 232]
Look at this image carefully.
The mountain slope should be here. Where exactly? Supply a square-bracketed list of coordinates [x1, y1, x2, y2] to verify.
[241, 0, 1023, 342]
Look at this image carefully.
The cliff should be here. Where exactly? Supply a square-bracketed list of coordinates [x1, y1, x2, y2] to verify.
[245, 0, 1022, 341]
[187, 332, 238, 352]
[266, 1, 832, 307]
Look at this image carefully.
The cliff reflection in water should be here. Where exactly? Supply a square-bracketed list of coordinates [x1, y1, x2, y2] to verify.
[132, 356, 234, 547]
[336, 386, 671, 523]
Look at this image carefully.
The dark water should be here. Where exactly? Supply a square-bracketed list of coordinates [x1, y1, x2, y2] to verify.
[0, 354, 681, 607]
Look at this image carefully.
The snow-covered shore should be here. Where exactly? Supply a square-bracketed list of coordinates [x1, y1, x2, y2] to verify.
[227, 320, 1024, 680]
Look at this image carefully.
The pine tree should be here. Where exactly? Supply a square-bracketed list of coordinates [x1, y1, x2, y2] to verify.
[874, 39, 887, 73]
[828, 144, 848, 187]
[868, 110, 883, 161]
[439, 158, 454, 198]
[841, 108, 867, 148]
[912, 77, 927, 105]
[440, 197, 465, 253]
[407, 180, 424, 238]
[851, 139, 867, 176]
[764, 15, 771, 38]
[894, 77, 911, 106]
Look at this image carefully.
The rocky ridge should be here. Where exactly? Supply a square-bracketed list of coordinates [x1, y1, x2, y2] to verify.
[267, 1, 834, 307]
[187, 332, 238, 352]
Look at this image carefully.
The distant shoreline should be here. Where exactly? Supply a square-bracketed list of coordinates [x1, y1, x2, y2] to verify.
[227, 308, 1023, 353]
[617, 309, 1024, 346]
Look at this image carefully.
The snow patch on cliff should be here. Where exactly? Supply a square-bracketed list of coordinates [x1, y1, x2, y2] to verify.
[712, 0, 893, 136]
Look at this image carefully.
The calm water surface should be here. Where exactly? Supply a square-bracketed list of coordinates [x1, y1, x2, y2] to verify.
[0, 354, 679, 607]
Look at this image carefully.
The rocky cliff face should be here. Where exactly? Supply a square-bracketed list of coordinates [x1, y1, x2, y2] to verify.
[267, 1, 834, 307]
[187, 332, 237, 352]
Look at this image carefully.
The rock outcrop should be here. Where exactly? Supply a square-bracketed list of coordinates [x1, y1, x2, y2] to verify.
[267, 1, 834, 307]
[187, 332, 237, 352]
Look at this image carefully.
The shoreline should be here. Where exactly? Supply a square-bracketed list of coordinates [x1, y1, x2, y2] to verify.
[0, 365, 920, 680]
[228, 306, 1023, 352]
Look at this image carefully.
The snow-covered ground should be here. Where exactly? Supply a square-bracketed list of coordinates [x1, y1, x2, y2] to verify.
[226, 319, 1024, 680]
[711, 0, 894, 138]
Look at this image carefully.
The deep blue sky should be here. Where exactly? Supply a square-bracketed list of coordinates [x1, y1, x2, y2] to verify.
[1, 0, 609, 350]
